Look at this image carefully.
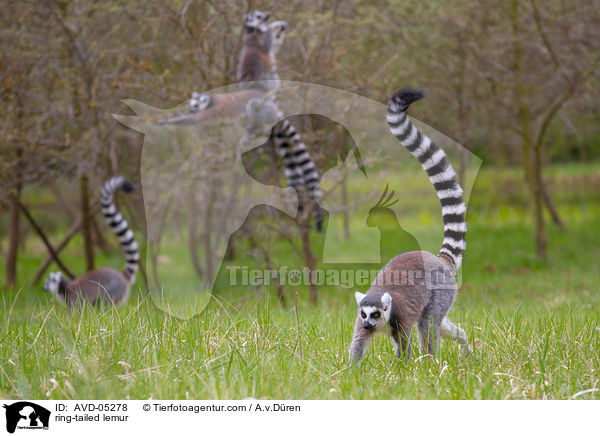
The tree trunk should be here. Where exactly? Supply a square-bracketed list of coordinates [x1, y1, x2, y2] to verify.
[203, 180, 216, 285]
[48, 177, 77, 220]
[17, 199, 77, 279]
[188, 188, 203, 278]
[298, 193, 318, 305]
[531, 143, 547, 257]
[521, 132, 547, 259]
[91, 215, 113, 254]
[335, 125, 350, 240]
[80, 175, 94, 271]
[342, 166, 350, 240]
[33, 218, 80, 284]
[5, 181, 22, 289]
[512, 0, 546, 259]
[541, 177, 565, 229]
[244, 227, 287, 308]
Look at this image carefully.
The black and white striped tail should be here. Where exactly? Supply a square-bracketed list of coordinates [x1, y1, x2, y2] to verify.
[273, 119, 324, 232]
[386, 88, 466, 269]
[100, 176, 139, 282]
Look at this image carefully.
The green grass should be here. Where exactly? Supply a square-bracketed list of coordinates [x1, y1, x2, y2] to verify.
[1, 163, 599, 399]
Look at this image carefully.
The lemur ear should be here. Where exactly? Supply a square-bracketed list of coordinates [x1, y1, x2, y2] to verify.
[381, 292, 392, 309]
[354, 291, 366, 305]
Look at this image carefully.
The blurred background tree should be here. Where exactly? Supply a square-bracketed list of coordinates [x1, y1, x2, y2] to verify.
[1, 0, 598, 292]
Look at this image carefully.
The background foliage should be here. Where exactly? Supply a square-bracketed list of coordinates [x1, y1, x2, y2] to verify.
[0, 0, 598, 400]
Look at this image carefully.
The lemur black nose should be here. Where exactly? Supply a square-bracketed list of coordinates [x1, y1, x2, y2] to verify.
[363, 321, 373, 330]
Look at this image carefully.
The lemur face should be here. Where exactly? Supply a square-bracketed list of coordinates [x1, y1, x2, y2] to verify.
[43, 271, 66, 303]
[268, 20, 287, 55]
[355, 292, 392, 330]
[190, 92, 212, 113]
[244, 10, 270, 33]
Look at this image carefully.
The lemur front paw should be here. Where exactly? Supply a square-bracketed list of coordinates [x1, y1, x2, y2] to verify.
[43, 271, 62, 294]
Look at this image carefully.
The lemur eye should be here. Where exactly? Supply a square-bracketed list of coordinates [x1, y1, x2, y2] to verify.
[372, 312, 380, 319]
[360, 312, 366, 319]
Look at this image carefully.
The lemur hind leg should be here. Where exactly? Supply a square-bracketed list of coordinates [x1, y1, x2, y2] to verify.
[418, 285, 457, 355]
[417, 310, 441, 355]
[441, 317, 473, 355]
[349, 317, 376, 367]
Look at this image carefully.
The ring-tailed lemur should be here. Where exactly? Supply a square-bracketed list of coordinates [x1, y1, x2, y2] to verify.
[239, 12, 324, 230]
[349, 88, 472, 366]
[43, 176, 139, 308]
[158, 88, 266, 125]
[237, 14, 287, 93]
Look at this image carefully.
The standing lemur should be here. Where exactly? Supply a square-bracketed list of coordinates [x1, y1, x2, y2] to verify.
[237, 11, 273, 89]
[237, 14, 287, 92]
[43, 176, 139, 308]
[349, 88, 473, 366]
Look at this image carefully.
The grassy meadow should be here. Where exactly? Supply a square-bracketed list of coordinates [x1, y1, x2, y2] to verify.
[1, 163, 599, 400]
